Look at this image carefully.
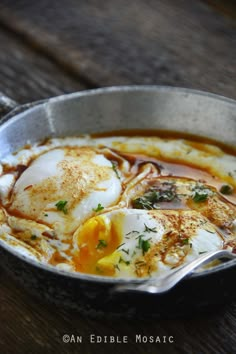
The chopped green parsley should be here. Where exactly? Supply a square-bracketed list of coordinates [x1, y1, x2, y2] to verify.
[192, 192, 208, 203]
[55, 200, 68, 214]
[220, 184, 233, 195]
[119, 257, 130, 266]
[132, 183, 177, 210]
[96, 239, 107, 249]
[191, 184, 213, 203]
[182, 238, 189, 245]
[114, 264, 120, 271]
[111, 161, 120, 179]
[144, 224, 157, 233]
[93, 203, 104, 212]
[137, 235, 151, 255]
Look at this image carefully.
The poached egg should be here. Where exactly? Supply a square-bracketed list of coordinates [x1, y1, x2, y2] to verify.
[73, 208, 223, 278]
[9, 147, 122, 238]
[0, 134, 235, 278]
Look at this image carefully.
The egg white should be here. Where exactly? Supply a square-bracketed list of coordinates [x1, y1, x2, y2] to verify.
[9, 147, 122, 238]
[1, 136, 235, 186]
[0, 135, 235, 278]
[74, 208, 223, 278]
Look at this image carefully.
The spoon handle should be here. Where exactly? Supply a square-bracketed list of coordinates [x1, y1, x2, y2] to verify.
[114, 250, 236, 294]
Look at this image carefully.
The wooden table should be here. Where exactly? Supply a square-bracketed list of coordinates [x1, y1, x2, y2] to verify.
[0, 1, 235, 353]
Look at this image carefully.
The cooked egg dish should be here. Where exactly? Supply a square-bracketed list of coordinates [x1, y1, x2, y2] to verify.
[0, 134, 235, 279]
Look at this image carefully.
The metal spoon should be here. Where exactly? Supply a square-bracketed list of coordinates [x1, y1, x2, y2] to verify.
[114, 250, 236, 294]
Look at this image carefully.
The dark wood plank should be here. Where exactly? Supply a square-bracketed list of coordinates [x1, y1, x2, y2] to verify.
[2, 264, 236, 354]
[0, 0, 235, 98]
[0, 27, 86, 103]
[2, 263, 236, 354]
[205, 0, 236, 20]
[0, 2, 236, 354]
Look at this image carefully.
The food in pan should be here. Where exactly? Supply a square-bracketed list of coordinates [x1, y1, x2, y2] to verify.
[0, 133, 235, 278]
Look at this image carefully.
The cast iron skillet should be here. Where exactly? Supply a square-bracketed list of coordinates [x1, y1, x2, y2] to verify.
[0, 86, 235, 319]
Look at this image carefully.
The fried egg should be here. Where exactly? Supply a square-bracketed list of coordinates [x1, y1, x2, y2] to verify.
[0, 133, 235, 278]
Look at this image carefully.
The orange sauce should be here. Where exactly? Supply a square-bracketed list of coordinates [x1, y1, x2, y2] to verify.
[0, 130, 235, 275]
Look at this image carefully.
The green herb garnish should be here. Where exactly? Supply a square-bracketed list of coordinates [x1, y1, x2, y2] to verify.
[138, 236, 142, 249]
[114, 264, 120, 271]
[126, 230, 139, 236]
[132, 183, 177, 210]
[116, 242, 125, 250]
[96, 239, 107, 249]
[206, 229, 215, 234]
[144, 224, 157, 233]
[111, 162, 120, 179]
[95, 266, 104, 274]
[228, 171, 236, 178]
[93, 203, 104, 212]
[182, 238, 189, 245]
[31, 235, 37, 240]
[119, 257, 130, 266]
[158, 190, 176, 202]
[44, 213, 48, 217]
[137, 235, 151, 255]
[193, 192, 208, 203]
[55, 200, 68, 214]
[191, 184, 213, 203]
[132, 191, 159, 210]
[121, 248, 129, 255]
[142, 240, 151, 254]
[220, 184, 233, 195]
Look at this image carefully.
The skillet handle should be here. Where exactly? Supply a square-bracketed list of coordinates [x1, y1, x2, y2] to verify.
[0, 92, 18, 119]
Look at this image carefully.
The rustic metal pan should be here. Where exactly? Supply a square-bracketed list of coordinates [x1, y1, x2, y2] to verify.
[0, 86, 235, 319]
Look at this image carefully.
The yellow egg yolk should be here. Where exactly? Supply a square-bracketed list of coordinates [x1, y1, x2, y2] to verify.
[74, 215, 121, 275]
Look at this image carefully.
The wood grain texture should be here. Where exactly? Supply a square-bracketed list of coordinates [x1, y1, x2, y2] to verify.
[0, 27, 86, 103]
[205, 0, 236, 20]
[0, 1, 236, 354]
[2, 266, 236, 354]
[0, 0, 235, 98]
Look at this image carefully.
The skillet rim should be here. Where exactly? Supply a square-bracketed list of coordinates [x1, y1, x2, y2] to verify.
[0, 84, 236, 286]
